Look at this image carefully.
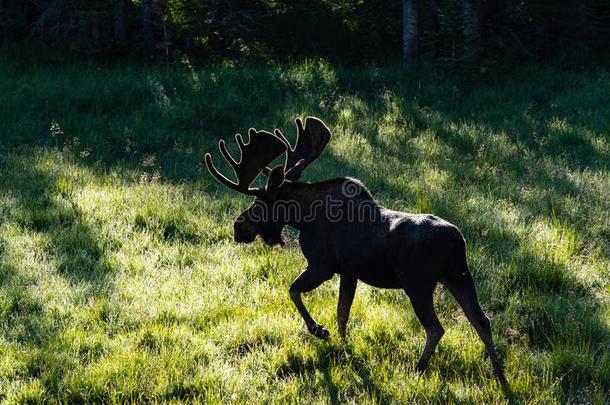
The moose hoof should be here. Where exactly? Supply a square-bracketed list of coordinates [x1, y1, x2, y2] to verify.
[415, 360, 428, 373]
[308, 323, 330, 340]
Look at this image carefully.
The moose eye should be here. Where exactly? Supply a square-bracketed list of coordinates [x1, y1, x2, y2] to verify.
[248, 202, 267, 222]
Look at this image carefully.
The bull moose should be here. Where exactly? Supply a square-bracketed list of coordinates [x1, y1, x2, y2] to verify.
[205, 117, 507, 384]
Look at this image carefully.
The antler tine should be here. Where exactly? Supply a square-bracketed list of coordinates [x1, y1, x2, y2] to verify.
[235, 133, 246, 155]
[295, 118, 305, 144]
[219, 139, 238, 168]
[273, 129, 293, 151]
[205, 152, 258, 195]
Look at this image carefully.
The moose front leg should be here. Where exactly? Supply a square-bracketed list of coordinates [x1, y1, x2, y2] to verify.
[337, 275, 357, 339]
[289, 267, 333, 340]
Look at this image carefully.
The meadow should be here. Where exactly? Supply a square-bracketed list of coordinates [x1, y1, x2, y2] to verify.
[0, 48, 609, 403]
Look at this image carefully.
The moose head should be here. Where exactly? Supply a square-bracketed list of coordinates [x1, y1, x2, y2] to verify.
[205, 117, 331, 246]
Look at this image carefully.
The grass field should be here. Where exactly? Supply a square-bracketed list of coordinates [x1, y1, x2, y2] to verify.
[0, 49, 609, 403]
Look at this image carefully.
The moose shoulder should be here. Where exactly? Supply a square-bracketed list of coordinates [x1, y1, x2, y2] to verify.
[205, 117, 507, 386]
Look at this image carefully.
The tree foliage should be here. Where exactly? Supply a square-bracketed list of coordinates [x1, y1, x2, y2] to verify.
[1, 0, 608, 61]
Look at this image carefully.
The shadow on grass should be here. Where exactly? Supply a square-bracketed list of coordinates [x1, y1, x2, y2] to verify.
[0, 151, 116, 399]
[1, 152, 113, 287]
[314, 343, 395, 404]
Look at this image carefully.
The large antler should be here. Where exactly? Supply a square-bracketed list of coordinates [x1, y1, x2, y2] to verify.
[205, 128, 287, 195]
[273, 116, 331, 181]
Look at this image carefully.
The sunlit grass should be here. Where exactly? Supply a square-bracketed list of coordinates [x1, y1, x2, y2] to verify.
[0, 52, 608, 402]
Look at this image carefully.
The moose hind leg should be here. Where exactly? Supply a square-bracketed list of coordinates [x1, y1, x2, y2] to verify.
[289, 267, 332, 340]
[445, 272, 507, 385]
[408, 291, 445, 372]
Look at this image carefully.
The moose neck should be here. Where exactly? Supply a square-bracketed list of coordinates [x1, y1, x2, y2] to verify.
[275, 179, 377, 231]
[274, 181, 326, 231]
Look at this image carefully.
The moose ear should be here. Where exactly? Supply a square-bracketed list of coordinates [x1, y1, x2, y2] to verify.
[265, 165, 285, 191]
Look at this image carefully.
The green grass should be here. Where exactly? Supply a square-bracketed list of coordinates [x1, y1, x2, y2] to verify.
[0, 49, 609, 403]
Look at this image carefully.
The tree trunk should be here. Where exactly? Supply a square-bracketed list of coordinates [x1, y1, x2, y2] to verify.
[402, 0, 418, 64]
[0, 0, 7, 41]
[142, 0, 154, 49]
[429, 0, 441, 57]
[463, 0, 482, 59]
[112, 0, 126, 43]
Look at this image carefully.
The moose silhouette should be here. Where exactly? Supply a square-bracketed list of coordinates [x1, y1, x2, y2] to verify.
[205, 117, 507, 384]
